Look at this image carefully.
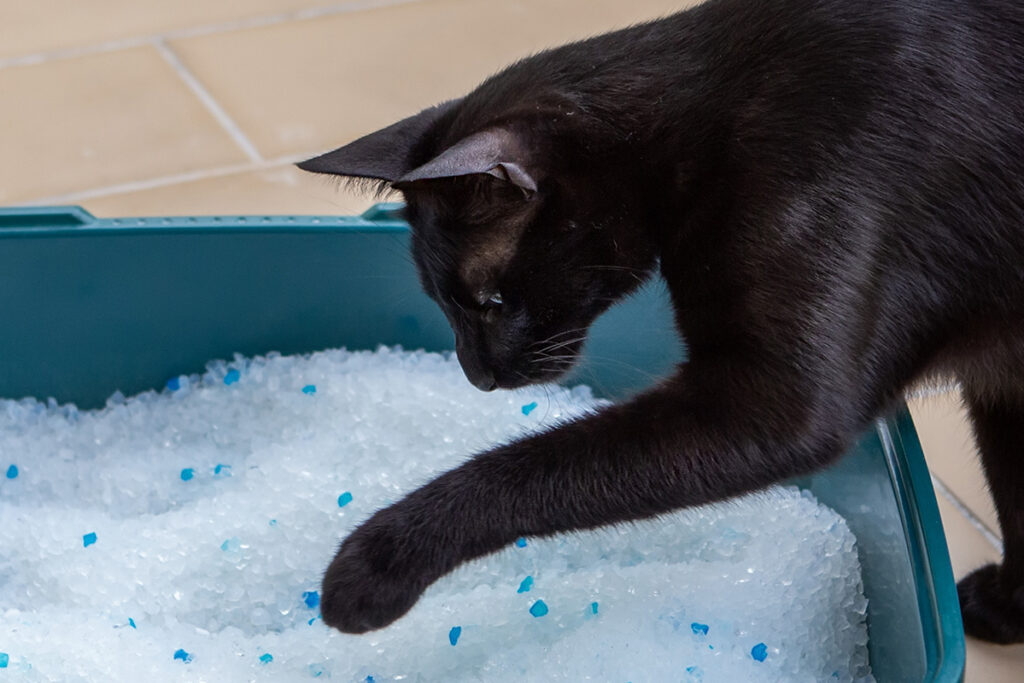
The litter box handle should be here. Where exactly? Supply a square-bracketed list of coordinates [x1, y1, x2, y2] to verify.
[0, 205, 95, 230]
[360, 203, 406, 223]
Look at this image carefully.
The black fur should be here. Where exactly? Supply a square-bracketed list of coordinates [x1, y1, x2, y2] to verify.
[299, 0, 1024, 642]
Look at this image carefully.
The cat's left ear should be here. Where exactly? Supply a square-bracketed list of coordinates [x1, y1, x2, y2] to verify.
[296, 100, 461, 182]
[396, 128, 537, 197]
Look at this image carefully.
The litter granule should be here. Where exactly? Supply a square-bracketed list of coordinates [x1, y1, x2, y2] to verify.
[0, 347, 872, 682]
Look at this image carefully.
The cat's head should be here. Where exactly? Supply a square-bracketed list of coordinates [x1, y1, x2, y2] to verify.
[298, 98, 657, 390]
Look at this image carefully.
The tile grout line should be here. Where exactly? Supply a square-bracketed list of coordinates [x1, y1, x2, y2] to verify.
[931, 472, 1004, 554]
[152, 39, 263, 163]
[15, 155, 312, 207]
[0, 0, 425, 71]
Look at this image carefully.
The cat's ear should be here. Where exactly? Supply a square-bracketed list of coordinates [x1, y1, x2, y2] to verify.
[296, 100, 461, 182]
[395, 128, 537, 197]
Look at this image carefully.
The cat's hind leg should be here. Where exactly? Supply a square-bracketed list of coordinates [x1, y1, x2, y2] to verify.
[957, 378, 1024, 644]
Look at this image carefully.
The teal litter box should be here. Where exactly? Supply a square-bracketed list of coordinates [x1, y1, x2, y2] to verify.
[0, 203, 965, 681]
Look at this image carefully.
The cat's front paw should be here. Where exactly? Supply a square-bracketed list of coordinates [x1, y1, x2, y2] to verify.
[958, 563, 1024, 644]
[320, 514, 430, 634]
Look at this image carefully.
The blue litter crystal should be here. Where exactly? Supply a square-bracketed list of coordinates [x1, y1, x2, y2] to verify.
[224, 369, 240, 385]
[83, 532, 97, 547]
[5, 464, 18, 479]
[180, 468, 195, 481]
[366, 677, 375, 683]
[308, 615, 319, 625]
[259, 653, 273, 664]
[220, 537, 241, 552]
[515, 537, 527, 548]
[213, 463, 231, 476]
[590, 601, 599, 615]
[517, 576, 534, 593]
[685, 665, 703, 679]
[337, 491, 353, 508]
[173, 648, 192, 663]
[0, 652, 8, 668]
[128, 618, 136, 629]
[269, 519, 277, 527]
[521, 401, 538, 415]
[309, 663, 326, 677]
[529, 600, 549, 618]
[166, 377, 180, 391]
[751, 643, 768, 662]
[448, 625, 462, 646]
[303, 591, 320, 609]
[690, 622, 709, 636]
[302, 384, 317, 395]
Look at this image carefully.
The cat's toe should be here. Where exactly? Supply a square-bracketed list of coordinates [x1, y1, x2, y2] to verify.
[320, 522, 426, 634]
[958, 563, 1024, 644]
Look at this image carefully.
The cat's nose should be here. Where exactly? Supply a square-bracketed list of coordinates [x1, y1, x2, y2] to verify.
[470, 371, 498, 392]
[454, 338, 498, 391]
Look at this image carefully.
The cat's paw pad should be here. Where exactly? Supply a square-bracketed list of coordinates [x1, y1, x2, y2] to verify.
[958, 563, 1024, 644]
[320, 521, 427, 634]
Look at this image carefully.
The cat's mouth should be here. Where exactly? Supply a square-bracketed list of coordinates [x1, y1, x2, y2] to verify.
[518, 356, 580, 386]
[469, 361, 580, 391]
[456, 336, 586, 391]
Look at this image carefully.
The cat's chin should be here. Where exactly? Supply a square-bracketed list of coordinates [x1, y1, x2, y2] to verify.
[496, 365, 576, 389]
[493, 377, 536, 390]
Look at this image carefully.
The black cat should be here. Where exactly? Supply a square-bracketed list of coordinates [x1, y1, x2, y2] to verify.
[298, 0, 1024, 644]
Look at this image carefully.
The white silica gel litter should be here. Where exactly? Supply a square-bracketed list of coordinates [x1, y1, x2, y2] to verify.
[0, 347, 873, 682]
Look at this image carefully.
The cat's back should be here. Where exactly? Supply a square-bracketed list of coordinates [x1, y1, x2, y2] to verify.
[628, 0, 1024, 318]
[701, 0, 1024, 266]
[853, 0, 1024, 274]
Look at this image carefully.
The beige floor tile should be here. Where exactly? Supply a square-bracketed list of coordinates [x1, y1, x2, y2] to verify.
[171, 0, 697, 159]
[935, 492, 1000, 580]
[965, 639, 1024, 683]
[0, 47, 248, 205]
[908, 391, 1001, 539]
[81, 163, 395, 217]
[0, 0, 342, 61]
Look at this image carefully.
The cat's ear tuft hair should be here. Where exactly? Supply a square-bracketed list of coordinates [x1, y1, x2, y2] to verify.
[396, 128, 537, 197]
[296, 100, 461, 182]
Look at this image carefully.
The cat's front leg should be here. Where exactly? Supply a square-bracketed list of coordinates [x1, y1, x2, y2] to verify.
[321, 366, 858, 633]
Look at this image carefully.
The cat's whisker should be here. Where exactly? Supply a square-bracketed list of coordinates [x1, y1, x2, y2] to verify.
[536, 365, 575, 373]
[531, 334, 587, 355]
[531, 347, 578, 362]
[580, 264, 649, 285]
[530, 328, 588, 351]
[580, 354, 663, 382]
[529, 350, 581, 362]
[448, 295, 468, 315]
[533, 343, 584, 358]
[542, 335, 587, 349]
[580, 265, 646, 273]
[529, 358, 577, 366]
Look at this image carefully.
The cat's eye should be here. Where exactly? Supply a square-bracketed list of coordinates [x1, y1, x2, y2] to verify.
[477, 290, 503, 321]
[475, 290, 502, 307]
